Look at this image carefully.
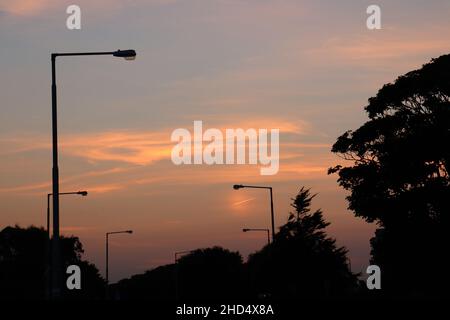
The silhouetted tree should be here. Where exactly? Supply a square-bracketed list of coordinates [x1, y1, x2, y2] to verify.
[0, 225, 105, 299]
[115, 246, 245, 300]
[114, 264, 176, 300]
[177, 247, 245, 300]
[329, 54, 450, 296]
[247, 188, 358, 299]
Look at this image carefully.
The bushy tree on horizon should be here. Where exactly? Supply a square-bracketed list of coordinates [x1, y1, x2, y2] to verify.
[247, 187, 359, 299]
[329, 54, 450, 296]
[0, 225, 105, 299]
[115, 246, 245, 300]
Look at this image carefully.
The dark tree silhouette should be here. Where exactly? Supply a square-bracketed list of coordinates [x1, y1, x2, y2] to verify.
[247, 188, 358, 299]
[329, 54, 450, 296]
[114, 264, 176, 300]
[176, 247, 245, 300]
[115, 246, 245, 300]
[0, 225, 105, 299]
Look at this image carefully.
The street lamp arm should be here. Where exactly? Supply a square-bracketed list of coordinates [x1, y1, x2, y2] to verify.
[249, 185, 271, 189]
[49, 191, 88, 196]
[240, 185, 272, 190]
[52, 50, 136, 59]
[53, 51, 116, 57]
[106, 230, 133, 236]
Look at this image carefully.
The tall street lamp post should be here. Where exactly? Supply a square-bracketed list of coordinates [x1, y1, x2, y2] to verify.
[233, 184, 275, 242]
[50, 49, 136, 298]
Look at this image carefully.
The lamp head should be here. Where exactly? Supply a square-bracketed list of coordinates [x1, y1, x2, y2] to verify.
[233, 184, 244, 190]
[113, 49, 136, 61]
[78, 191, 88, 196]
[127, 230, 133, 234]
[242, 228, 249, 232]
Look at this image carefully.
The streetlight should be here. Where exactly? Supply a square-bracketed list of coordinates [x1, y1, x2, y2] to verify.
[46, 191, 88, 237]
[242, 228, 270, 245]
[46, 190, 88, 299]
[50, 49, 136, 298]
[233, 184, 275, 242]
[105, 230, 133, 286]
[174, 250, 194, 300]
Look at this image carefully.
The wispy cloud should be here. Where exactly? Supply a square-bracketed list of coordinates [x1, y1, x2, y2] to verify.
[61, 226, 96, 233]
[0, 181, 50, 193]
[0, 0, 53, 16]
[0, 0, 180, 16]
[0, 123, 332, 195]
[1, 116, 310, 164]
[306, 30, 450, 68]
[232, 197, 255, 207]
[62, 131, 172, 166]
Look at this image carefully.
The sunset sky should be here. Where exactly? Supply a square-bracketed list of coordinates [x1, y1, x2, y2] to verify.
[1, 0, 450, 282]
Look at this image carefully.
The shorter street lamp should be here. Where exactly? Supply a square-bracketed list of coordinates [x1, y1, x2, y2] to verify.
[46, 190, 88, 299]
[174, 250, 194, 300]
[47, 191, 88, 237]
[233, 184, 275, 242]
[106, 230, 133, 286]
[243, 228, 270, 245]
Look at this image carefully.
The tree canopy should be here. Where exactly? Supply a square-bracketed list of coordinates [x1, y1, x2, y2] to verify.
[247, 187, 358, 299]
[329, 54, 450, 296]
[0, 226, 105, 299]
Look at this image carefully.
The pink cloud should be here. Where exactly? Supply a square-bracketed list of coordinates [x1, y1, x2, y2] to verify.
[306, 30, 450, 68]
[0, 0, 179, 16]
[0, 0, 54, 16]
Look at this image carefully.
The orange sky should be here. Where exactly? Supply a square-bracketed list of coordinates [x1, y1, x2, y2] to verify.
[1, 0, 450, 282]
